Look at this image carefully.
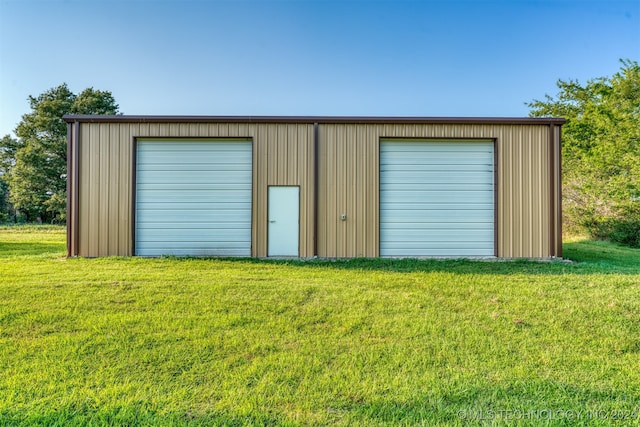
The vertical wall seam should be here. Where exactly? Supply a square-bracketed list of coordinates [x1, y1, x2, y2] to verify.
[130, 137, 137, 256]
[251, 138, 256, 256]
[548, 124, 556, 257]
[494, 138, 499, 257]
[66, 123, 72, 257]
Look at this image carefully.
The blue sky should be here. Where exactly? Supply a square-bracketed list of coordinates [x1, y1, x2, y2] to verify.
[0, 0, 638, 136]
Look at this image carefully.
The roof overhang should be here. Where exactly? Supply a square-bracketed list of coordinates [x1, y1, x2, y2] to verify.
[62, 115, 566, 126]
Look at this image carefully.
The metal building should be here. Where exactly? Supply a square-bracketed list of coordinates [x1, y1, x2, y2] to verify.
[63, 116, 564, 259]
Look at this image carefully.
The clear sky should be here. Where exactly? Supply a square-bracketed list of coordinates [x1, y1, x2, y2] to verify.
[0, 0, 638, 136]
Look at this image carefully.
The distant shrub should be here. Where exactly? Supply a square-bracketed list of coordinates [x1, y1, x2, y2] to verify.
[590, 204, 640, 248]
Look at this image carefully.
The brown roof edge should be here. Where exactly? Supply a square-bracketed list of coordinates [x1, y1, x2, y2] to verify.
[62, 115, 566, 125]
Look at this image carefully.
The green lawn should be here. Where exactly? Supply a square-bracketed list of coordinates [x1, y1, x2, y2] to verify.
[1, 226, 640, 426]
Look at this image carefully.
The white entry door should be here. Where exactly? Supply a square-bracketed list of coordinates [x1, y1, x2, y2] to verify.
[268, 186, 299, 256]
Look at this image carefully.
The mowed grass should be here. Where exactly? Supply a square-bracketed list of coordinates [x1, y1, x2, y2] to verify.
[1, 227, 640, 426]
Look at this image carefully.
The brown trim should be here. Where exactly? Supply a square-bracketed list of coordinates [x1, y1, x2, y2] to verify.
[66, 123, 72, 257]
[72, 121, 80, 257]
[63, 114, 566, 126]
[313, 123, 319, 257]
[493, 138, 499, 257]
[133, 136, 253, 141]
[376, 137, 381, 257]
[250, 138, 255, 257]
[379, 136, 498, 144]
[131, 137, 254, 256]
[549, 124, 556, 257]
[377, 138, 497, 257]
[131, 137, 137, 256]
[556, 126, 563, 257]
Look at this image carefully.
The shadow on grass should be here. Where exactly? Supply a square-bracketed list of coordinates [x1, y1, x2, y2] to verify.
[207, 238, 640, 275]
[4, 233, 639, 275]
[160, 244, 640, 275]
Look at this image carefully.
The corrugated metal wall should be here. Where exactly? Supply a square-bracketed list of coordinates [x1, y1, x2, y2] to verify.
[317, 123, 556, 258]
[68, 120, 561, 259]
[72, 122, 314, 257]
[318, 124, 379, 257]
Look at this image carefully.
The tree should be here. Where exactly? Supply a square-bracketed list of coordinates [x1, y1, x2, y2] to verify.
[0, 180, 11, 223]
[0, 134, 19, 222]
[1, 84, 119, 222]
[528, 59, 640, 246]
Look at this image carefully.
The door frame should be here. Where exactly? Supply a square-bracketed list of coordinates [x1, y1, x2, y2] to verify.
[133, 137, 253, 256]
[267, 185, 301, 257]
[378, 138, 496, 257]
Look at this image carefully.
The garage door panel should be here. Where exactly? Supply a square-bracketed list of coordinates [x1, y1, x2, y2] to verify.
[136, 245, 249, 257]
[380, 171, 492, 183]
[139, 164, 251, 173]
[139, 149, 251, 159]
[137, 183, 252, 191]
[381, 222, 493, 230]
[381, 209, 494, 221]
[136, 248, 250, 257]
[383, 248, 494, 257]
[382, 205, 493, 213]
[382, 191, 493, 203]
[137, 209, 251, 222]
[382, 163, 492, 172]
[383, 240, 494, 249]
[381, 153, 493, 164]
[138, 200, 251, 212]
[380, 140, 494, 257]
[138, 141, 250, 152]
[383, 229, 494, 241]
[137, 171, 251, 183]
[380, 142, 493, 152]
[139, 229, 251, 241]
[138, 222, 250, 230]
[136, 139, 252, 256]
[137, 190, 251, 203]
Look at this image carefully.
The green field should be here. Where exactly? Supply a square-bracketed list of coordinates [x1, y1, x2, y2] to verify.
[1, 226, 640, 426]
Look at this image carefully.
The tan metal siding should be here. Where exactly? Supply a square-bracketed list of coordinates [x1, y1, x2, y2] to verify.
[75, 122, 314, 258]
[317, 123, 552, 258]
[77, 123, 133, 257]
[118, 124, 132, 256]
[317, 124, 378, 257]
[72, 119, 559, 259]
[497, 125, 550, 258]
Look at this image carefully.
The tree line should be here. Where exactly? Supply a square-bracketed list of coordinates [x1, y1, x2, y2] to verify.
[0, 84, 119, 223]
[528, 59, 640, 247]
[1, 62, 638, 246]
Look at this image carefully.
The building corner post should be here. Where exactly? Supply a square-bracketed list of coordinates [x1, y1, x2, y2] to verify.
[66, 122, 72, 257]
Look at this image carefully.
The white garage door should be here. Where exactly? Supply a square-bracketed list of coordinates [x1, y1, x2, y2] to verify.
[135, 139, 252, 256]
[380, 140, 494, 257]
